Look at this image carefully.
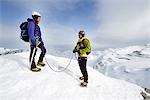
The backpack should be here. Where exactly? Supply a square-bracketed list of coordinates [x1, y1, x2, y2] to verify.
[82, 39, 91, 55]
[20, 22, 29, 42]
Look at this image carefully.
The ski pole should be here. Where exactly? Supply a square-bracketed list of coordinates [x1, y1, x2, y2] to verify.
[30, 46, 37, 67]
[29, 41, 41, 66]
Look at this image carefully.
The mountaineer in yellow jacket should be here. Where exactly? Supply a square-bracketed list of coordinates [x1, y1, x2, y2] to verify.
[73, 31, 91, 87]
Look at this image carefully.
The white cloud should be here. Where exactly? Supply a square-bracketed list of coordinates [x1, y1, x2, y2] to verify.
[94, 0, 150, 48]
[1, 0, 150, 50]
[0, 19, 78, 50]
[41, 22, 77, 46]
[0, 0, 83, 49]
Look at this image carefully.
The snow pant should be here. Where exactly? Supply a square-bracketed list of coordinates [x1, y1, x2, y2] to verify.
[78, 57, 88, 82]
[29, 43, 46, 68]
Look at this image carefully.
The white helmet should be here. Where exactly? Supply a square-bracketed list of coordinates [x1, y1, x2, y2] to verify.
[32, 11, 41, 17]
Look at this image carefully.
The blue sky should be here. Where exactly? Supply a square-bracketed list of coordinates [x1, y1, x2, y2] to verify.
[0, 0, 98, 29]
[0, 0, 149, 51]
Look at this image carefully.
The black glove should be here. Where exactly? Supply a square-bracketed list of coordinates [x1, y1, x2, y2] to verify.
[73, 49, 77, 53]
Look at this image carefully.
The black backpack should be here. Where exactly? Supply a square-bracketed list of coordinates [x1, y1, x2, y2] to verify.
[20, 22, 29, 42]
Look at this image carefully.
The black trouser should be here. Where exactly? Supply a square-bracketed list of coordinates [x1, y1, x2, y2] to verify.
[78, 57, 88, 82]
[29, 43, 46, 68]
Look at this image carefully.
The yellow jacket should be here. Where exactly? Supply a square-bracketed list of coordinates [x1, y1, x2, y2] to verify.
[73, 37, 91, 57]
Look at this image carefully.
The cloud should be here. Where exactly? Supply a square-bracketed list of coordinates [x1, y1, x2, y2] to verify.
[94, 0, 150, 48]
[41, 22, 77, 46]
[1, 0, 149, 50]
[0, 0, 86, 50]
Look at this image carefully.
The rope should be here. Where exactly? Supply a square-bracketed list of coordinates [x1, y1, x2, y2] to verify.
[45, 53, 74, 72]
[75, 53, 78, 60]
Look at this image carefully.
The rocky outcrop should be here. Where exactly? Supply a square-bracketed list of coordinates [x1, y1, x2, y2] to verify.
[141, 88, 150, 100]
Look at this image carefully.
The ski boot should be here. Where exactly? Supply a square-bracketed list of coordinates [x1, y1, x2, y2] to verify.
[31, 67, 41, 72]
[37, 61, 45, 67]
[80, 81, 88, 87]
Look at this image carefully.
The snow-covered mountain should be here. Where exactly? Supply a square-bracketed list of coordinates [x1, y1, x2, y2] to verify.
[49, 44, 150, 90]
[0, 47, 28, 56]
[92, 45, 150, 89]
[0, 48, 145, 100]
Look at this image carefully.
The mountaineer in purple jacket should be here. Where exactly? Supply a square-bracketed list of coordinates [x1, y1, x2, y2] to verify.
[28, 11, 46, 72]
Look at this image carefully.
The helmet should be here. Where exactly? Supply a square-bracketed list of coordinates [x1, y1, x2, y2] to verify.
[79, 31, 85, 35]
[78, 31, 85, 38]
[32, 11, 41, 17]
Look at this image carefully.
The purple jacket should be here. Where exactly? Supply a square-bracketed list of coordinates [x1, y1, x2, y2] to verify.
[27, 18, 42, 46]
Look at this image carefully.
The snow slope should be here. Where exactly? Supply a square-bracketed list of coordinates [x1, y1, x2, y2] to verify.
[92, 45, 150, 89]
[0, 51, 143, 100]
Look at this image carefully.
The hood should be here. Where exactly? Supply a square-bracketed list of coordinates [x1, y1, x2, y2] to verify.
[27, 18, 34, 22]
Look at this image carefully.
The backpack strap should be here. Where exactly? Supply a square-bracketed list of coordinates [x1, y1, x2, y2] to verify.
[82, 38, 91, 52]
[34, 23, 36, 35]
[82, 38, 87, 47]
